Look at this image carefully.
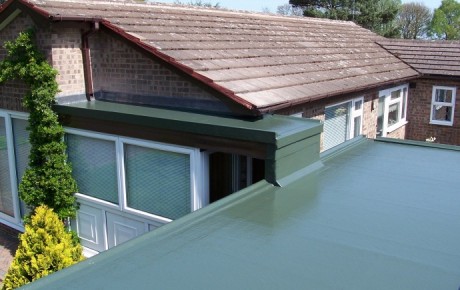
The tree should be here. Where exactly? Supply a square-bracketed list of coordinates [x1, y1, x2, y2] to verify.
[397, 2, 432, 39]
[290, 0, 355, 20]
[173, 0, 221, 8]
[355, 0, 401, 37]
[429, 0, 460, 39]
[0, 30, 78, 220]
[277, 4, 303, 16]
[1, 206, 84, 290]
[289, 0, 401, 37]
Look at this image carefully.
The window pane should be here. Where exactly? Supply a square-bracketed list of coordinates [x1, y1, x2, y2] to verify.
[0, 117, 14, 217]
[377, 97, 385, 137]
[124, 144, 190, 220]
[388, 103, 400, 127]
[324, 103, 350, 151]
[66, 134, 118, 204]
[353, 116, 362, 138]
[354, 100, 363, 111]
[435, 89, 452, 103]
[402, 88, 407, 119]
[432, 105, 452, 122]
[12, 118, 31, 217]
[391, 89, 401, 100]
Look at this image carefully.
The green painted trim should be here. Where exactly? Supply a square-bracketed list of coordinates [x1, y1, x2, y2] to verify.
[54, 101, 322, 148]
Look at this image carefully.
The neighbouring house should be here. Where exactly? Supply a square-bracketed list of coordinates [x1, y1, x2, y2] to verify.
[379, 39, 460, 145]
[0, 0, 420, 255]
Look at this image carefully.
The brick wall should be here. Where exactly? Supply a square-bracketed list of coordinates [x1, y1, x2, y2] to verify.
[0, 13, 87, 110]
[49, 24, 86, 99]
[277, 90, 383, 150]
[406, 78, 460, 146]
[89, 30, 226, 112]
[0, 13, 35, 112]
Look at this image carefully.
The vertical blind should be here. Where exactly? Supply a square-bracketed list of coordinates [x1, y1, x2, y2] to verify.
[0, 117, 14, 217]
[324, 103, 350, 151]
[124, 144, 190, 220]
[12, 118, 31, 217]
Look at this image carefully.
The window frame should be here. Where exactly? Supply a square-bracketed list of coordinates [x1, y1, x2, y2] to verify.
[378, 84, 409, 137]
[430, 86, 457, 126]
[65, 128, 206, 223]
[323, 97, 364, 151]
[0, 110, 29, 230]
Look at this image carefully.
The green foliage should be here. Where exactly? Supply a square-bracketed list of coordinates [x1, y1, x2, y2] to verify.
[173, 0, 221, 8]
[1, 206, 84, 290]
[0, 29, 78, 219]
[290, 0, 355, 20]
[355, 0, 401, 37]
[397, 2, 432, 39]
[290, 0, 401, 37]
[429, 0, 460, 39]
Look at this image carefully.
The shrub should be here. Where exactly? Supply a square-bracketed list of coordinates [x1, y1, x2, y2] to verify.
[1, 206, 84, 290]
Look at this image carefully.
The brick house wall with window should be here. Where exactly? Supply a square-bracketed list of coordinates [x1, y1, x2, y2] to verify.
[379, 39, 460, 146]
[278, 87, 407, 151]
[406, 79, 460, 144]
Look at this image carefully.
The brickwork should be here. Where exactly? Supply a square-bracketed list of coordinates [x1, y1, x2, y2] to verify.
[90, 30, 221, 108]
[0, 14, 88, 110]
[49, 24, 86, 98]
[278, 91, 384, 150]
[386, 125, 406, 139]
[406, 78, 460, 145]
[0, 13, 35, 112]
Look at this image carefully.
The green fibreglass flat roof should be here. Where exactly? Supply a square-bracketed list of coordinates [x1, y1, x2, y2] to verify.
[23, 139, 460, 290]
[54, 101, 322, 148]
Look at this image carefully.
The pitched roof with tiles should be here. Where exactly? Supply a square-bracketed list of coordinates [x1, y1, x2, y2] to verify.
[1, 0, 419, 113]
[378, 39, 460, 77]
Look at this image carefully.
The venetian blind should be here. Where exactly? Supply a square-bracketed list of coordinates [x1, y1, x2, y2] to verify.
[124, 144, 190, 220]
[66, 134, 119, 204]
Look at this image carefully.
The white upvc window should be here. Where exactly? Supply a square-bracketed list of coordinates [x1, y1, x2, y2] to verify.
[65, 129, 207, 223]
[430, 86, 456, 126]
[0, 110, 30, 230]
[377, 85, 408, 137]
[323, 97, 364, 151]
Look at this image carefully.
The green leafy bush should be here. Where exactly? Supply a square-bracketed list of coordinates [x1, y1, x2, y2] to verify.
[0, 29, 78, 219]
[1, 205, 84, 290]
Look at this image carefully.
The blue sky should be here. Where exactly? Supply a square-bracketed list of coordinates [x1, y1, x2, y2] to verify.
[154, 0, 442, 13]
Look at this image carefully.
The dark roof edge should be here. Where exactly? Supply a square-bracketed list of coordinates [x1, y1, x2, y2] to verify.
[257, 73, 420, 113]
[98, 21, 259, 116]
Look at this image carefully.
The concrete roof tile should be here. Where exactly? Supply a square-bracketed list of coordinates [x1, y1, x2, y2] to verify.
[379, 39, 460, 77]
[23, 0, 419, 111]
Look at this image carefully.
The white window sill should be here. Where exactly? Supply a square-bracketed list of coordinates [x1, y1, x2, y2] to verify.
[429, 121, 454, 127]
[386, 120, 408, 134]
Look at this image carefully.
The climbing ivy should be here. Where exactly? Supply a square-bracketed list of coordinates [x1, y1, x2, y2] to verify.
[0, 29, 78, 220]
